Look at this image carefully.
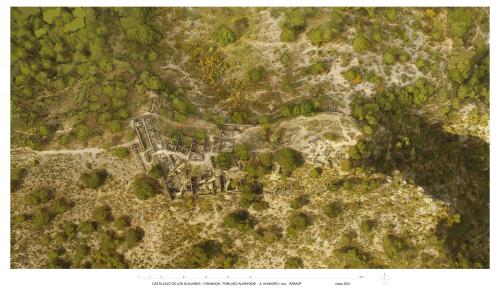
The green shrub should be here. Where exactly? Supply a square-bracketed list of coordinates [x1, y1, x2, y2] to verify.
[308, 26, 332, 46]
[223, 209, 254, 231]
[310, 61, 327, 75]
[447, 50, 474, 84]
[51, 198, 74, 215]
[93, 205, 113, 225]
[324, 201, 343, 218]
[149, 164, 164, 179]
[276, 147, 304, 176]
[79, 221, 97, 234]
[133, 175, 159, 200]
[252, 200, 269, 211]
[327, 180, 343, 192]
[284, 256, 304, 268]
[64, 223, 78, 239]
[340, 159, 352, 172]
[324, 132, 339, 141]
[286, 9, 306, 30]
[233, 143, 250, 161]
[123, 227, 144, 247]
[287, 212, 310, 236]
[32, 207, 52, 229]
[255, 225, 283, 243]
[215, 26, 236, 46]
[113, 147, 129, 158]
[74, 124, 91, 141]
[13, 213, 28, 224]
[115, 216, 130, 230]
[352, 34, 370, 52]
[25, 187, 53, 205]
[383, 51, 395, 65]
[360, 219, 377, 234]
[248, 66, 264, 82]
[447, 8, 473, 40]
[281, 100, 317, 117]
[310, 167, 322, 178]
[383, 235, 409, 259]
[11, 167, 26, 192]
[280, 26, 297, 42]
[291, 195, 309, 210]
[184, 240, 222, 268]
[215, 152, 234, 169]
[258, 152, 274, 168]
[80, 169, 108, 189]
[239, 191, 258, 208]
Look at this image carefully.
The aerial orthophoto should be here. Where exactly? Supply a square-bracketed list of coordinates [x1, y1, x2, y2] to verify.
[10, 7, 489, 269]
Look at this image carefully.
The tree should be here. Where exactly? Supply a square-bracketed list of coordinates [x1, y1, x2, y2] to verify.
[324, 201, 343, 218]
[133, 175, 159, 200]
[223, 209, 254, 231]
[284, 256, 304, 268]
[93, 205, 113, 225]
[215, 26, 236, 46]
[287, 212, 310, 236]
[80, 169, 108, 189]
[276, 147, 304, 176]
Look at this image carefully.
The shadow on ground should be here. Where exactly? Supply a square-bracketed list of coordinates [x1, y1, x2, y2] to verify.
[357, 112, 489, 268]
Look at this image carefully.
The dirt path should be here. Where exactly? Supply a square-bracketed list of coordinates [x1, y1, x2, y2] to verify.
[10, 140, 138, 157]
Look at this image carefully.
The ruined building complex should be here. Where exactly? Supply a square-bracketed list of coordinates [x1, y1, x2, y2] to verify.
[129, 99, 252, 202]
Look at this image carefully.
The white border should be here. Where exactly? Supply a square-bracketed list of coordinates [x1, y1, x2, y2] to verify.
[1, 1, 497, 291]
